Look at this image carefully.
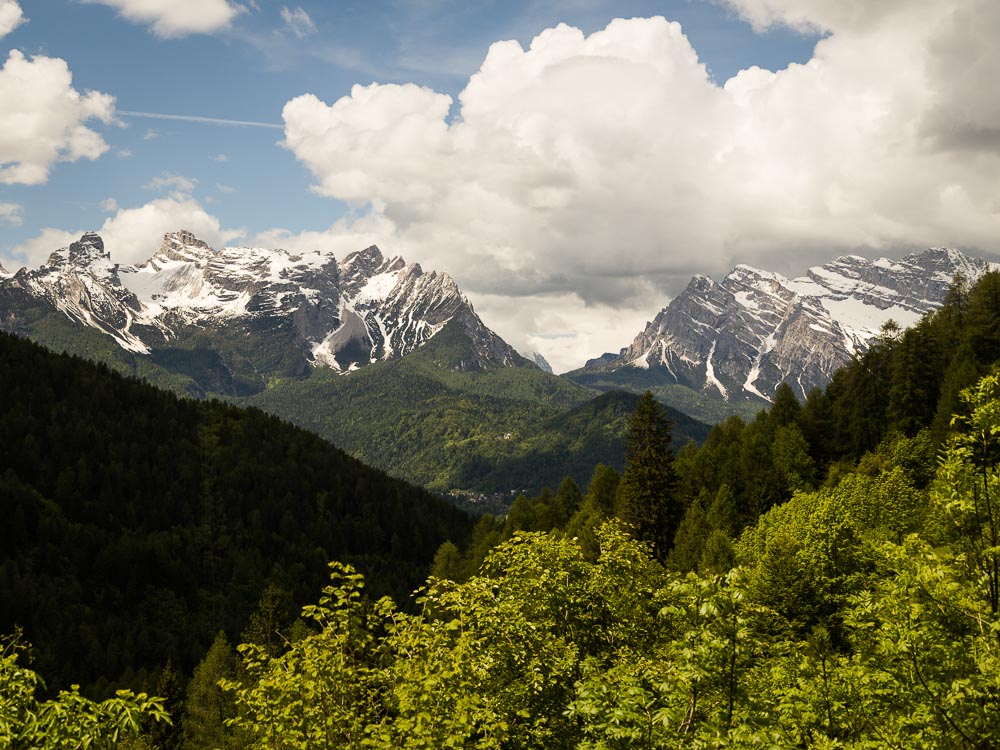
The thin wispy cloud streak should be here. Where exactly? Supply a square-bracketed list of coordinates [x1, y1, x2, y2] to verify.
[118, 110, 283, 129]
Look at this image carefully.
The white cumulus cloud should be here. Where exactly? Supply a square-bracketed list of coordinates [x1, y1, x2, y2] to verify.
[279, 6, 1000, 372]
[100, 196, 243, 262]
[7, 228, 78, 270]
[0, 50, 115, 185]
[0, 0, 25, 38]
[718, 0, 941, 33]
[83, 0, 244, 37]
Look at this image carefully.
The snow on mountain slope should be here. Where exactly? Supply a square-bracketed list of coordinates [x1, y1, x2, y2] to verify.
[0, 230, 524, 376]
[120, 230, 343, 347]
[576, 248, 998, 402]
[7, 232, 150, 352]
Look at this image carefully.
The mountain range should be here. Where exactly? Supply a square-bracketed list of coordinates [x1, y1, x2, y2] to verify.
[0, 230, 522, 397]
[569, 248, 998, 411]
[1, 231, 994, 490]
[0, 231, 712, 493]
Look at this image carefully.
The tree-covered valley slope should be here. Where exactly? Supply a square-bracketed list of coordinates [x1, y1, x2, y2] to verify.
[249, 320, 710, 494]
[0, 330, 471, 692]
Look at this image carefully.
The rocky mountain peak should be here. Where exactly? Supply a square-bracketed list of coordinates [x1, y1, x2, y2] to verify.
[688, 274, 716, 292]
[155, 230, 215, 265]
[573, 247, 999, 407]
[341, 245, 384, 277]
[6, 232, 147, 352]
[2, 230, 525, 381]
[339, 246, 406, 299]
[520, 349, 554, 373]
[70, 231, 105, 257]
[163, 230, 211, 251]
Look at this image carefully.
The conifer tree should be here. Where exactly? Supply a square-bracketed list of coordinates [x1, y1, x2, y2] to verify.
[554, 476, 583, 525]
[183, 632, 244, 750]
[585, 464, 620, 516]
[614, 391, 680, 561]
[668, 496, 710, 572]
[241, 584, 294, 659]
[431, 540, 463, 581]
[768, 382, 802, 429]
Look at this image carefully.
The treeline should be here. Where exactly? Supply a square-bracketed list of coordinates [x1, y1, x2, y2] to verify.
[0, 330, 472, 694]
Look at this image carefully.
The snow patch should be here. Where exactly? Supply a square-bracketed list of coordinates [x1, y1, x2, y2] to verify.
[704, 340, 728, 399]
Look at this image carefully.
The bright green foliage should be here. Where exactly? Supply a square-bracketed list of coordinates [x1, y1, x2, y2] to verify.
[842, 538, 1000, 748]
[572, 570, 774, 748]
[938, 370, 1000, 620]
[220, 431, 1000, 750]
[738, 488, 872, 637]
[223, 563, 393, 749]
[0, 632, 169, 749]
[224, 525, 670, 750]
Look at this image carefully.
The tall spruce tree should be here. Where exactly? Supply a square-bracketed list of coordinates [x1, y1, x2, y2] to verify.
[614, 390, 680, 561]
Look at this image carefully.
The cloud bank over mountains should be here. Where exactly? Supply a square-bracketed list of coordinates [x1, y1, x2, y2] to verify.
[6, 0, 998, 371]
[267, 2, 1000, 369]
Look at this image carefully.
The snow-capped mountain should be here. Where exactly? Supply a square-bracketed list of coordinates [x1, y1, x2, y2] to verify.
[7, 232, 150, 352]
[314, 245, 518, 371]
[573, 248, 998, 402]
[0, 230, 524, 389]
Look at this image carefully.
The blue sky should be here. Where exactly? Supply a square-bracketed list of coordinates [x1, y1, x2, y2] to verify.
[1, 0, 996, 371]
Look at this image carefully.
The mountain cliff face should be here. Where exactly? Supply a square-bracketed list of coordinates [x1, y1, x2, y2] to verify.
[0, 230, 525, 393]
[572, 248, 998, 403]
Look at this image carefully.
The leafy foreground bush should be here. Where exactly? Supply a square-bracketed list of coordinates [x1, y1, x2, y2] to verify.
[0, 633, 168, 749]
[223, 535, 999, 750]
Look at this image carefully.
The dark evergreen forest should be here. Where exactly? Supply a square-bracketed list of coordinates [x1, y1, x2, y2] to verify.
[0, 331, 471, 693]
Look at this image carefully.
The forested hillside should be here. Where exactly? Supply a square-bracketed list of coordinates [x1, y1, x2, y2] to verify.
[0, 331, 472, 693]
[250, 321, 710, 493]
